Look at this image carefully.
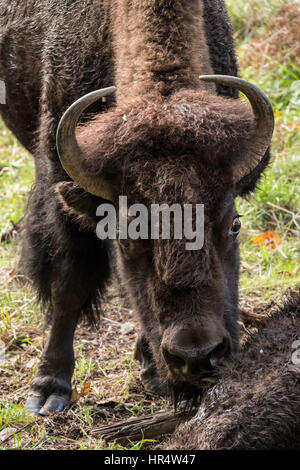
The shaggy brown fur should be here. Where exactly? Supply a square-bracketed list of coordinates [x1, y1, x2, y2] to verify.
[0, 0, 271, 414]
[112, 0, 215, 100]
[76, 90, 254, 176]
[165, 288, 300, 450]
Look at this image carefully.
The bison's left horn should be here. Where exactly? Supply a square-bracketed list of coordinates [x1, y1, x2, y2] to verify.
[56, 86, 116, 198]
[199, 75, 274, 183]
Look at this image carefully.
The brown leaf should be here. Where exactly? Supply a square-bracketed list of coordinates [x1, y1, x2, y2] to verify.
[240, 308, 269, 326]
[70, 389, 81, 404]
[0, 427, 17, 443]
[70, 382, 91, 403]
[81, 382, 91, 397]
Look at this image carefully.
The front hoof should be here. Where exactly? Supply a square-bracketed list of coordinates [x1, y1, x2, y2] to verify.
[26, 376, 72, 415]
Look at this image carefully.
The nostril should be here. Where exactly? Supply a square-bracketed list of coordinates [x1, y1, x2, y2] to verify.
[209, 337, 231, 368]
[162, 338, 231, 376]
[162, 347, 186, 371]
[190, 361, 203, 376]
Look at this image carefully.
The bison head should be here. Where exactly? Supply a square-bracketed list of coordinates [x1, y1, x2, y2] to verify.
[56, 76, 274, 404]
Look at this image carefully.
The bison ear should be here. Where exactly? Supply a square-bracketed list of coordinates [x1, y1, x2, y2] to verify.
[234, 148, 271, 197]
[54, 181, 102, 230]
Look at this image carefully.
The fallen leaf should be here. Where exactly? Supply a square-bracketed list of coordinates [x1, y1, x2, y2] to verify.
[81, 382, 91, 397]
[121, 322, 135, 335]
[70, 389, 81, 404]
[26, 358, 36, 369]
[251, 231, 280, 249]
[0, 427, 17, 443]
[71, 382, 91, 403]
[240, 308, 269, 326]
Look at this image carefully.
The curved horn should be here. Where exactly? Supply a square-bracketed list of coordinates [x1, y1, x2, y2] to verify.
[199, 75, 274, 183]
[56, 86, 116, 197]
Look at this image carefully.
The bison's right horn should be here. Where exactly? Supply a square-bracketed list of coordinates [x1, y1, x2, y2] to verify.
[56, 86, 116, 199]
[199, 75, 274, 183]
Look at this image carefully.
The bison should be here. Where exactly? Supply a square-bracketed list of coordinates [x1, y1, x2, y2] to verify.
[165, 288, 300, 450]
[0, 0, 274, 415]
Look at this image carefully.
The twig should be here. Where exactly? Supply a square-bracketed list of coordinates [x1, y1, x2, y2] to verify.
[1, 419, 40, 444]
[240, 308, 269, 326]
[266, 202, 300, 230]
[91, 409, 196, 443]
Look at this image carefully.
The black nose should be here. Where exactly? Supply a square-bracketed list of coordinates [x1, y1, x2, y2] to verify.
[162, 337, 231, 377]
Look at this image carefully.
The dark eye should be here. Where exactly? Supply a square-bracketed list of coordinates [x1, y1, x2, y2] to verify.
[230, 217, 241, 237]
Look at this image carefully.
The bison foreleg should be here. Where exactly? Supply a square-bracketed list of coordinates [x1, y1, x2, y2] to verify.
[25, 289, 82, 415]
[22, 174, 110, 414]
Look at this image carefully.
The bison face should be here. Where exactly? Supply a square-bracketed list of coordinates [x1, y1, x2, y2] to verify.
[56, 76, 274, 403]
[110, 160, 241, 402]
[116, 199, 240, 402]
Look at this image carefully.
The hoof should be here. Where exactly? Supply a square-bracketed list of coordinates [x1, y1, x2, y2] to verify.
[25, 376, 71, 415]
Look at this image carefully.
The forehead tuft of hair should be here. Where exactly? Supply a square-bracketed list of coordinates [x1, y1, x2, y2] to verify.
[76, 89, 255, 176]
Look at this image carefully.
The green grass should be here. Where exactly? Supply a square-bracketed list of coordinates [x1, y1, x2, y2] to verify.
[0, 127, 34, 233]
[225, 0, 300, 300]
[0, 403, 36, 450]
[74, 356, 96, 383]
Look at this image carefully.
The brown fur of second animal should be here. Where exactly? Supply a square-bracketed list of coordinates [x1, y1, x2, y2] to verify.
[165, 288, 300, 450]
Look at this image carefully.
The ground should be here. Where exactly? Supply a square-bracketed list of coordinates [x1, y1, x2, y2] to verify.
[0, 0, 299, 450]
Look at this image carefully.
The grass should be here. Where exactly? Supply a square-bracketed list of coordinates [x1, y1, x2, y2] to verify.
[227, 0, 300, 301]
[226, 0, 291, 40]
[0, 0, 299, 450]
[0, 127, 34, 233]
